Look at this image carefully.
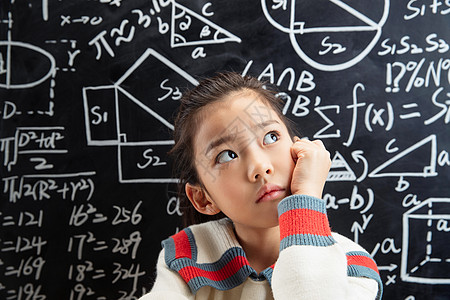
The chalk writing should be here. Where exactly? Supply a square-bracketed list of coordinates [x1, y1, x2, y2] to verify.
[261, 0, 390, 71]
[0, 0, 448, 299]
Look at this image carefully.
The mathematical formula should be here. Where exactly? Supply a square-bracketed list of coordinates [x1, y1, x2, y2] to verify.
[1, 0, 449, 299]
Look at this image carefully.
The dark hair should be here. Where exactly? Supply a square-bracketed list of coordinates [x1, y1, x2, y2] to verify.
[169, 71, 297, 227]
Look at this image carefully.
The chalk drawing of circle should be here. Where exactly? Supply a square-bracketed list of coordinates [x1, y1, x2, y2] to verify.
[261, 0, 389, 71]
[0, 41, 56, 89]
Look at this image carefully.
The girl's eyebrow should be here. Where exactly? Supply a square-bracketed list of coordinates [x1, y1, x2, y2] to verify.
[204, 135, 235, 156]
[254, 119, 279, 130]
[204, 120, 280, 156]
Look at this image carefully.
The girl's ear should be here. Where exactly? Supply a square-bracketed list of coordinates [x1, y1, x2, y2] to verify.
[185, 183, 220, 215]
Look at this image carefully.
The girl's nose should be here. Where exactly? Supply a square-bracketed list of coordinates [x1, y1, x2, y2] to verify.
[247, 148, 274, 181]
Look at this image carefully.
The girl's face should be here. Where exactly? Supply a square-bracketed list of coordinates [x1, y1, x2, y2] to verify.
[190, 90, 295, 230]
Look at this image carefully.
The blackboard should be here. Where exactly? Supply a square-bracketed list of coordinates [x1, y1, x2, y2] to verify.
[0, 0, 449, 299]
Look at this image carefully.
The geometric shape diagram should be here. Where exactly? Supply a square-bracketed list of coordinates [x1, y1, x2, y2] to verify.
[327, 151, 357, 181]
[0, 9, 56, 89]
[82, 86, 118, 146]
[261, 0, 390, 71]
[401, 198, 450, 284]
[171, 1, 241, 48]
[369, 135, 437, 178]
[82, 48, 198, 183]
[0, 40, 56, 89]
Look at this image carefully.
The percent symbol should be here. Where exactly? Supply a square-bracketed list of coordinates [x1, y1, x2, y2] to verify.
[405, 58, 426, 92]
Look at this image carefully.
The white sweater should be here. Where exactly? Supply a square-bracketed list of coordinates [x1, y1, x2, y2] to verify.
[140, 195, 383, 299]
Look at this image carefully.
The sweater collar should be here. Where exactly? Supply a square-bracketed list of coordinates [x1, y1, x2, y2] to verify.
[162, 219, 274, 293]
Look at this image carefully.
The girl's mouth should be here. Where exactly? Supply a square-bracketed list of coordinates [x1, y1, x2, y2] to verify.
[256, 183, 285, 203]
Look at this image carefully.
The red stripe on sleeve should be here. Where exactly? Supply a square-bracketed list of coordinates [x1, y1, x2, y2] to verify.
[279, 208, 332, 240]
[173, 230, 192, 259]
[347, 255, 379, 274]
[178, 255, 249, 283]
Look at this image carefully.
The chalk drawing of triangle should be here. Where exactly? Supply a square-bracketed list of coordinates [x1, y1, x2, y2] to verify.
[114, 48, 198, 135]
[327, 151, 357, 181]
[369, 135, 437, 178]
[171, 1, 241, 48]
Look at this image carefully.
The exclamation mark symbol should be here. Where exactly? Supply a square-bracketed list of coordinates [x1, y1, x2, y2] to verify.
[385, 63, 392, 93]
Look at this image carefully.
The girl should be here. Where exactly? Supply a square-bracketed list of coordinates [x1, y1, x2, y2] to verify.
[140, 72, 382, 299]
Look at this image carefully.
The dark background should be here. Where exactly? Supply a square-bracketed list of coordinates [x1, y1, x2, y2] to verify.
[0, 0, 449, 299]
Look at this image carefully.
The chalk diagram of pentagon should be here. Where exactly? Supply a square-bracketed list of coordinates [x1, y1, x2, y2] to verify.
[261, 0, 389, 71]
[82, 48, 198, 183]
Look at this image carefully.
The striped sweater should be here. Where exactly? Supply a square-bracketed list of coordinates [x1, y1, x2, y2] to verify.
[141, 195, 383, 299]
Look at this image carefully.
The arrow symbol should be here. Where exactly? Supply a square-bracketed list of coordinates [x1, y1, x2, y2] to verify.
[351, 222, 363, 244]
[351, 150, 368, 182]
[350, 214, 373, 243]
[378, 264, 398, 272]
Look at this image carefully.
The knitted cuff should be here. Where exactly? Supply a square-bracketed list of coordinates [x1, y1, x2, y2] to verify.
[278, 194, 335, 250]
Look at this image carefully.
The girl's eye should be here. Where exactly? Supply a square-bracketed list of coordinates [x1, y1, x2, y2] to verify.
[216, 150, 238, 164]
[263, 132, 279, 145]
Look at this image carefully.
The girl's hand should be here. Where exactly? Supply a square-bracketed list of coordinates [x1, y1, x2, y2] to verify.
[290, 137, 331, 199]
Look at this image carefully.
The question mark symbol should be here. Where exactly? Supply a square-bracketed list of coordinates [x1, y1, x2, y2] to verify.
[386, 62, 406, 93]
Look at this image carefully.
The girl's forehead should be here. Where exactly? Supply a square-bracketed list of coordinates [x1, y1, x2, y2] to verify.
[201, 90, 274, 118]
[193, 91, 285, 153]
